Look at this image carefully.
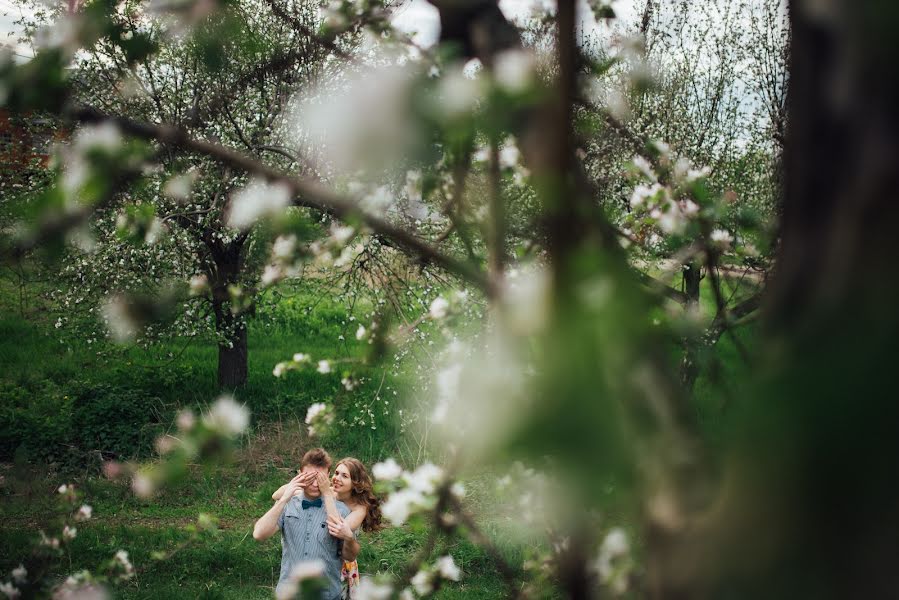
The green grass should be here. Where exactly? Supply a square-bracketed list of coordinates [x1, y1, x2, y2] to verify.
[0, 282, 529, 597]
[0, 271, 757, 598]
[0, 463, 532, 599]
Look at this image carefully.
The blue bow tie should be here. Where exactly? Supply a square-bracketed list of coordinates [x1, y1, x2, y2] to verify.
[301, 498, 323, 510]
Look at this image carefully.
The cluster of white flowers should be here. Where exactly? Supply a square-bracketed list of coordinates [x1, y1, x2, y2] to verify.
[162, 170, 198, 202]
[0, 563, 27, 600]
[624, 146, 733, 250]
[594, 527, 632, 595]
[410, 555, 462, 596]
[275, 559, 326, 600]
[494, 49, 537, 94]
[709, 228, 734, 250]
[53, 571, 109, 600]
[115, 209, 165, 246]
[226, 178, 292, 230]
[112, 550, 135, 580]
[428, 290, 468, 322]
[355, 577, 394, 600]
[202, 395, 250, 436]
[501, 265, 551, 335]
[376, 461, 455, 525]
[304, 402, 335, 437]
[75, 504, 93, 521]
[100, 295, 138, 343]
[39, 531, 60, 550]
[131, 472, 156, 499]
[189, 273, 209, 296]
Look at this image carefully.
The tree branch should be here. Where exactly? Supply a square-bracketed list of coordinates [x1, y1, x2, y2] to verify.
[69, 105, 492, 295]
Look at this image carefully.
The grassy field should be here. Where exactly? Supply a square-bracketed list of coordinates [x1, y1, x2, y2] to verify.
[0, 273, 754, 598]
[0, 282, 533, 597]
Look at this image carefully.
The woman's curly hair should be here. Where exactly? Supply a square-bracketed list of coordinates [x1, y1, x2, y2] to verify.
[337, 457, 383, 533]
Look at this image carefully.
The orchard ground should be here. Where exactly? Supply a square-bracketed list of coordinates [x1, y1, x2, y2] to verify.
[0, 276, 753, 597]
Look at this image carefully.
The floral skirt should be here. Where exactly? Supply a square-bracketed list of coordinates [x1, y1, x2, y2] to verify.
[341, 560, 360, 599]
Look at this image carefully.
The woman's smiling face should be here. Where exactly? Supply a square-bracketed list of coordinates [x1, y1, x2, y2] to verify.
[332, 463, 352, 500]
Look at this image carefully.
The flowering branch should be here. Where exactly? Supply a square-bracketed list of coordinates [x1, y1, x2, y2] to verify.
[68, 105, 492, 294]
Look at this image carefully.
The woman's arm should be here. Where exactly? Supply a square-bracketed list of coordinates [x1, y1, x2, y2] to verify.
[344, 506, 366, 532]
[317, 472, 341, 520]
[272, 472, 312, 500]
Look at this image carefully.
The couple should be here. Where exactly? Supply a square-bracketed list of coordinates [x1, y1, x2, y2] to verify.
[253, 448, 383, 600]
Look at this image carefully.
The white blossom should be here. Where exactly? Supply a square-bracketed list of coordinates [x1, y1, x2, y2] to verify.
[494, 49, 536, 93]
[162, 173, 196, 201]
[289, 559, 325, 581]
[355, 325, 367, 340]
[429, 296, 449, 319]
[272, 235, 297, 260]
[293, 353, 310, 363]
[63, 525, 77, 540]
[372, 458, 403, 481]
[710, 228, 733, 250]
[436, 555, 461, 581]
[11, 565, 26, 584]
[290, 65, 415, 174]
[629, 183, 663, 210]
[101, 296, 137, 342]
[450, 482, 466, 499]
[317, 360, 332, 374]
[404, 462, 443, 495]
[0, 582, 20, 599]
[596, 527, 630, 585]
[381, 488, 424, 525]
[203, 395, 250, 435]
[361, 186, 395, 216]
[261, 265, 283, 287]
[227, 179, 291, 230]
[356, 579, 393, 600]
[113, 550, 134, 579]
[305, 403, 328, 425]
[189, 274, 209, 296]
[632, 155, 656, 181]
[75, 505, 93, 521]
[330, 224, 355, 246]
[74, 123, 122, 154]
[176, 409, 195, 431]
[273, 362, 288, 378]
[131, 473, 155, 499]
[437, 66, 483, 118]
[411, 570, 434, 596]
[498, 142, 521, 169]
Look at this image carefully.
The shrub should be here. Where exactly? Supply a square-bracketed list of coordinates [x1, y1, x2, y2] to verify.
[69, 383, 166, 461]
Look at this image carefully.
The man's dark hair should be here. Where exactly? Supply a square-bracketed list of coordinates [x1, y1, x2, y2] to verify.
[300, 447, 332, 470]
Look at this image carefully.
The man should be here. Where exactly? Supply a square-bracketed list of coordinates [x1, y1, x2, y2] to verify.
[253, 448, 359, 599]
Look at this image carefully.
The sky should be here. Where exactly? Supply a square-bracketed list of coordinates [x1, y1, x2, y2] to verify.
[391, 0, 642, 47]
[0, 0, 34, 60]
[1, 0, 645, 61]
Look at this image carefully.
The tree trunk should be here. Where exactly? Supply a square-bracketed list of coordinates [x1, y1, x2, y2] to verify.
[216, 310, 248, 389]
[208, 235, 250, 389]
[680, 260, 702, 391]
[693, 2, 899, 597]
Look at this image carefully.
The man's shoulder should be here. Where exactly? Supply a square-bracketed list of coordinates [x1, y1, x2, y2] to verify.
[334, 500, 351, 517]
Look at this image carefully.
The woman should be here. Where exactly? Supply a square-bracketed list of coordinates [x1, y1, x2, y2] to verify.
[273, 457, 382, 599]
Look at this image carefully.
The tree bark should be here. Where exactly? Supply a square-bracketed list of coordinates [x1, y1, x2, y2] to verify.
[680, 260, 702, 391]
[208, 234, 250, 389]
[214, 301, 248, 389]
[692, 2, 899, 597]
